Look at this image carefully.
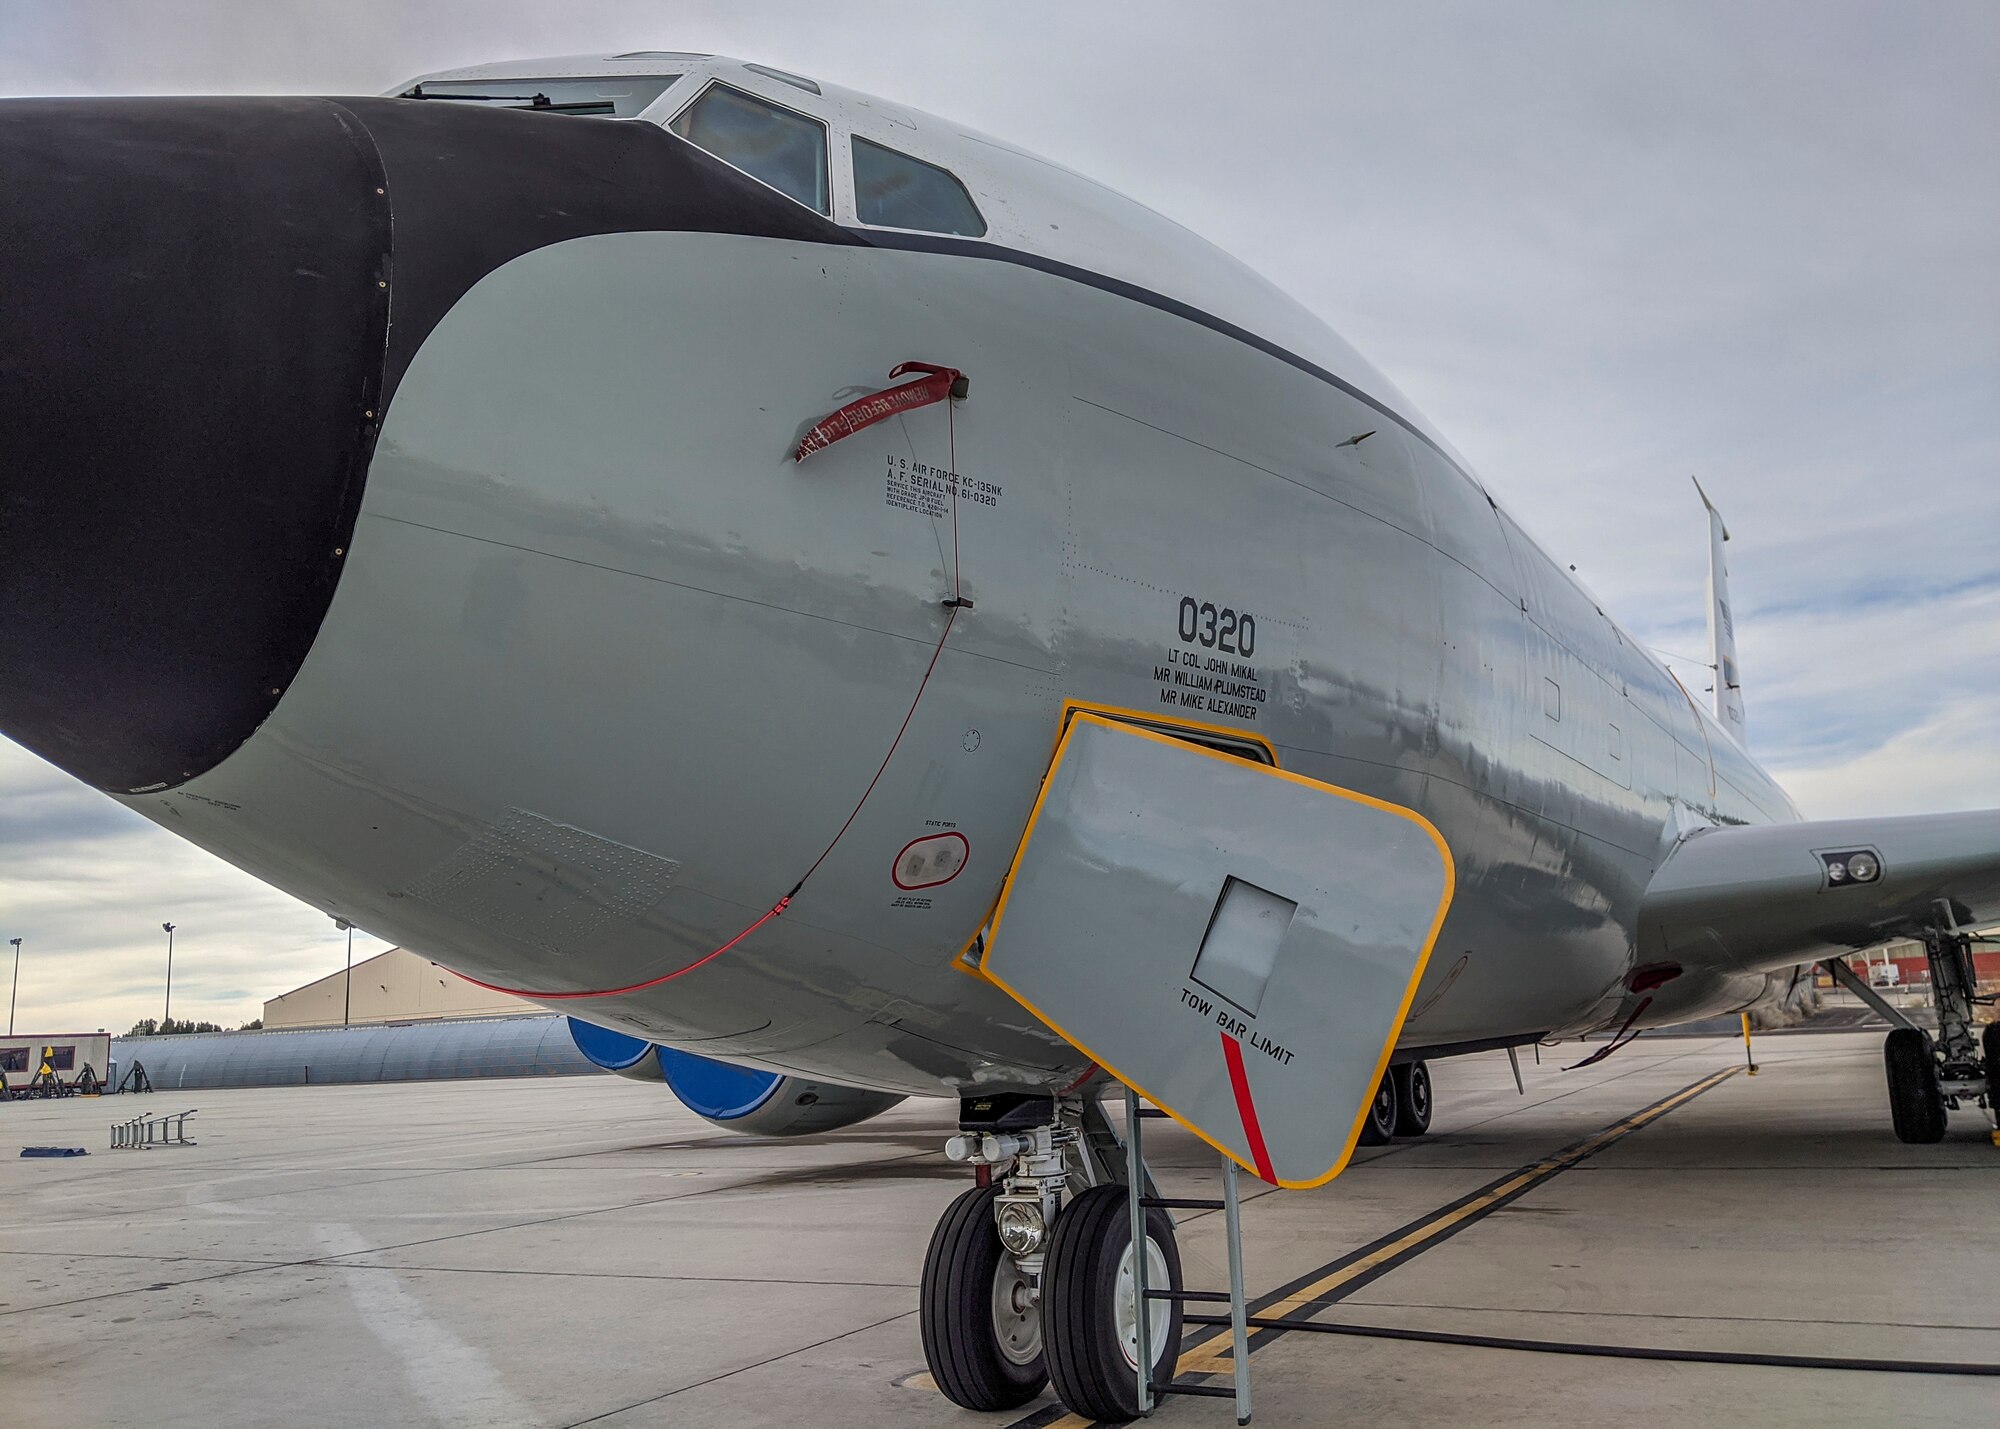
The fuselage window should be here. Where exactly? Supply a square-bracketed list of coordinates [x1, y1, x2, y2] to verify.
[852, 136, 986, 236]
[670, 83, 830, 215]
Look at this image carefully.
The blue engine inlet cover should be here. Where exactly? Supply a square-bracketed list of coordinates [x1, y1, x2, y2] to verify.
[565, 1016, 656, 1072]
[566, 1016, 782, 1120]
[657, 1046, 784, 1121]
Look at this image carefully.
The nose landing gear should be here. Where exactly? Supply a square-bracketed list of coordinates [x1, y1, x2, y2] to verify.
[925, 1091, 1189, 1419]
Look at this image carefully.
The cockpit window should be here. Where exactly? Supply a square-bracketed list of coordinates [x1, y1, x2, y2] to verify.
[670, 83, 830, 215]
[851, 137, 986, 237]
[398, 77, 679, 119]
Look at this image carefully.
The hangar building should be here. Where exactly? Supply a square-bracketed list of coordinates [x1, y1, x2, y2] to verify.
[262, 946, 537, 1028]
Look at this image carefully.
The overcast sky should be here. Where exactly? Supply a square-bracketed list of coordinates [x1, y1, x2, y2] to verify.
[2, 1, 1995, 1034]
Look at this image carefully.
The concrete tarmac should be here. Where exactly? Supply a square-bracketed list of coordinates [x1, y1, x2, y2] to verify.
[2, 1031, 1995, 1426]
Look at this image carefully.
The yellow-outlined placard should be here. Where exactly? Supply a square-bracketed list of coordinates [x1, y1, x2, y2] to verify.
[949, 699, 1278, 983]
[976, 711, 1455, 1188]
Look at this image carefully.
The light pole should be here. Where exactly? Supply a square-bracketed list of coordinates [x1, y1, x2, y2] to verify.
[335, 918, 354, 1027]
[161, 922, 176, 1030]
[7, 938, 20, 1036]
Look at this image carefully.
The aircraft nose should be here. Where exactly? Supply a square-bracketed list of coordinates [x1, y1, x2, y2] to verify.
[2, 92, 854, 795]
[0, 97, 391, 793]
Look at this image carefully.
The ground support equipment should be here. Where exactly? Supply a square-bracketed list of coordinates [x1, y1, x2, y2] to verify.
[1123, 1086, 1253, 1424]
[111, 1108, 198, 1149]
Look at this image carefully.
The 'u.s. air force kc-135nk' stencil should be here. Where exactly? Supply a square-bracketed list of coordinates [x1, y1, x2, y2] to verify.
[979, 713, 1453, 1187]
[3, 49, 1998, 1421]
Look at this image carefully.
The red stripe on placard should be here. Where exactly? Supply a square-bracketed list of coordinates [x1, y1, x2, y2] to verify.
[1221, 1032, 1277, 1184]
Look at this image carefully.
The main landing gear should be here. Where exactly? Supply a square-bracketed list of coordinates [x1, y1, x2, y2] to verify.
[924, 1092, 1184, 1418]
[1837, 907, 1998, 1144]
[1356, 1059, 1432, 1146]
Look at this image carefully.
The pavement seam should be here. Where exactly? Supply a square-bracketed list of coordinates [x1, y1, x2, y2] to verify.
[323, 1262, 921, 1289]
[300, 1146, 947, 1263]
[0, 1150, 939, 1318]
[557, 1308, 919, 1426]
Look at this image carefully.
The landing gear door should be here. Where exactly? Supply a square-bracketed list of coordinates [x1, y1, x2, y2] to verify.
[979, 714, 1454, 1187]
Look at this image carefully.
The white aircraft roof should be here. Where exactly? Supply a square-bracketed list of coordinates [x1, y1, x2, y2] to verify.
[396, 54, 1455, 461]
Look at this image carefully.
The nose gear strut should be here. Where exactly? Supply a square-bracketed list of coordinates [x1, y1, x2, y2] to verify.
[925, 1089, 1256, 1421]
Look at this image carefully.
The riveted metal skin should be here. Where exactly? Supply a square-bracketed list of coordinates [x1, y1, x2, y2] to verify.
[17, 59, 1987, 1104]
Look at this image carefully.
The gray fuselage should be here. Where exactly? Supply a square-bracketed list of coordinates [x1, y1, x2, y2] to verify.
[0, 67, 1801, 1100]
[128, 215, 1796, 1096]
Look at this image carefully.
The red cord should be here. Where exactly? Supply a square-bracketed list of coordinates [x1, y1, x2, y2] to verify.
[454, 897, 792, 999]
[460, 386, 966, 1001]
[1057, 1061, 1100, 1095]
[793, 603, 958, 892]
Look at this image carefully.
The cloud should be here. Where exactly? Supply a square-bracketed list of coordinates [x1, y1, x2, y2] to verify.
[0, 740, 391, 1034]
[0, 2, 1993, 1026]
[1770, 697, 2000, 819]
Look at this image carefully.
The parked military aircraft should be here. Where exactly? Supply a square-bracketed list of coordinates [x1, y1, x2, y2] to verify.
[3, 52, 1995, 1419]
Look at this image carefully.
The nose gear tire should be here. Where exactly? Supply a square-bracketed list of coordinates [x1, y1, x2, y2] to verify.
[1042, 1183, 1184, 1423]
[1884, 1027, 1947, 1144]
[920, 1184, 1049, 1410]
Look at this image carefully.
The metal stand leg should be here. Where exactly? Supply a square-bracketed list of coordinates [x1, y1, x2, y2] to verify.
[1119, 1094, 1255, 1420]
[1222, 1156, 1252, 1425]
[1126, 1084, 1153, 1416]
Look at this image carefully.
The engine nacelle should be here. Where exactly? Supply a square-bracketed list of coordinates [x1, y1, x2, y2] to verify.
[566, 1017, 904, 1136]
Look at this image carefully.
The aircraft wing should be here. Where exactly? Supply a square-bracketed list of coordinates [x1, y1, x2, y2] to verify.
[1639, 809, 2000, 974]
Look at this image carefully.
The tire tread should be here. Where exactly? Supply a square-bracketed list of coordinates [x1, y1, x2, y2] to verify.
[920, 1184, 1047, 1410]
[1392, 1060, 1432, 1137]
[1043, 1183, 1181, 1423]
[1884, 1027, 1947, 1144]
[1356, 1073, 1399, 1146]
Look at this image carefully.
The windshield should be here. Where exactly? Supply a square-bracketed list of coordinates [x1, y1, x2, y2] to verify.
[398, 76, 679, 119]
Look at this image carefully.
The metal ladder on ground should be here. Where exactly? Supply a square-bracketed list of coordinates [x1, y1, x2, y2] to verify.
[1124, 1085, 1253, 1424]
[110, 1108, 198, 1149]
